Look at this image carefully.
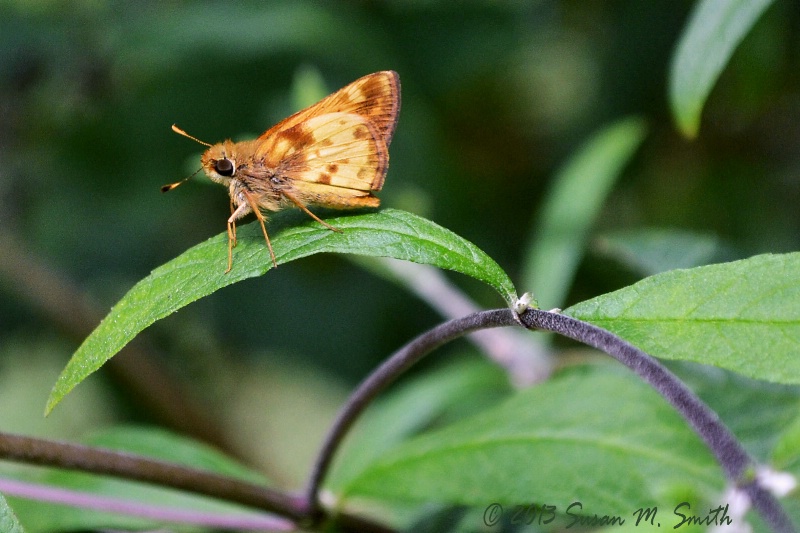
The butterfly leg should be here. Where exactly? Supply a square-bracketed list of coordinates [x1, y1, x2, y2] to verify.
[229, 199, 238, 247]
[281, 190, 343, 233]
[226, 201, 250, 273]
[225, 220, 236, 273]
[241, 190, 278, 268]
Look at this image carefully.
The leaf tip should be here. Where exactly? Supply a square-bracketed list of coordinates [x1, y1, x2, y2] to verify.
[43, 397, 57, 417]
[44, 379, 71, 417]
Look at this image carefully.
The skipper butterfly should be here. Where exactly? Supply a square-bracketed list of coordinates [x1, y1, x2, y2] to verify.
[164, 71, 401, 272]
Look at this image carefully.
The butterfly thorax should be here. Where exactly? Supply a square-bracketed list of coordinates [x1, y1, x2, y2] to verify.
[199, 139, 284, 213]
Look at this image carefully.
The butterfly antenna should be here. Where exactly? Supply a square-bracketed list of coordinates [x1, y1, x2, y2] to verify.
[163, 124, 211, 192]
[161, 166, 203, 193]
[171, 124, 211, 147]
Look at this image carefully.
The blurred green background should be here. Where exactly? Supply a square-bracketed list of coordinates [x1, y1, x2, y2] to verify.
[1, 0, 799, 489]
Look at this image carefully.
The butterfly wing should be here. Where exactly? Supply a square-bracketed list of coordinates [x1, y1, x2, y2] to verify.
[247, 71, 400, 209]
[258, 71, 400, 146]
[256, 112, 386, 194]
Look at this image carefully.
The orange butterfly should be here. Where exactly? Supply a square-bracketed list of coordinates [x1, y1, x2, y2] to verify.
[165, 71, 401, 272]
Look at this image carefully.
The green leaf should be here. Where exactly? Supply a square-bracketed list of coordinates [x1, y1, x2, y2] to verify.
[337, 365, 721, 512]
[565, 253, 800, 384]
[0, 493, 25, 533]
[47, 209, 515, 414]
[593, 228, 727, 276]
[521, 117, 647, 309]
[669, 0, 775, 138]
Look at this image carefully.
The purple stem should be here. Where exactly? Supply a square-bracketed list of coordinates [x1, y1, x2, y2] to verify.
[0, 478, 294, 530]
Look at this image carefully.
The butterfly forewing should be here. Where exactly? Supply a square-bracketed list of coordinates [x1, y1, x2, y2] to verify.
[257, 71, 400, 146]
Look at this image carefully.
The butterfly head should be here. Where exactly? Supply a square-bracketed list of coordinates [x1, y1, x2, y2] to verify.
[200, 140, 238, 185]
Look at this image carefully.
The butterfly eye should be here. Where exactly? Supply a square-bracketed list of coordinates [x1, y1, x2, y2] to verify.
[215, 158, 235, 176]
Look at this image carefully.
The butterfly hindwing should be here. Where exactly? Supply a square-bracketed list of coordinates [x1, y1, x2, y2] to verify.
[257, 112, 387, 191]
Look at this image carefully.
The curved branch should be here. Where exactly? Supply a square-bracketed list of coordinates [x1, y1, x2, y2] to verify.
[0, 432, 396, 533]
[517, 307, 796, 533]
[304, 306, 794, 533]
[304, 309, 512, 517]
[0, 432, 308, 520]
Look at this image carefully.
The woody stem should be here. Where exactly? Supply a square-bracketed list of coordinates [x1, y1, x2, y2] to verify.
[304, 308, 795, 533]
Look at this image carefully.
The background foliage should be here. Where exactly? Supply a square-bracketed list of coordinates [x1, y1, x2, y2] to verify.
[1, 0, 800, 529]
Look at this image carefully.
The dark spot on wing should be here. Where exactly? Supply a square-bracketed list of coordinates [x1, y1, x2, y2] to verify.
[279, 123, 315, 149]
